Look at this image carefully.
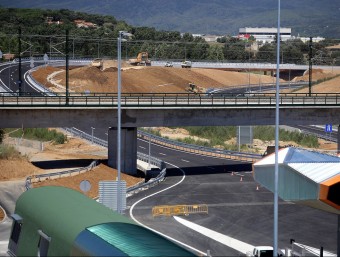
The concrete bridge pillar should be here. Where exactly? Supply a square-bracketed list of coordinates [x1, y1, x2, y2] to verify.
[108, 127, 137, 175]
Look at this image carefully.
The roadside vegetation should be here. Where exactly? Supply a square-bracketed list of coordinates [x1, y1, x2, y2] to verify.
[0, 144, 22, 159]
[146, 126, 319, 152]
[4, 128, 67, 144]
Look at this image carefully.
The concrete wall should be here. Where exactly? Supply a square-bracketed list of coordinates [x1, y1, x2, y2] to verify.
[1, 107, 340, 128]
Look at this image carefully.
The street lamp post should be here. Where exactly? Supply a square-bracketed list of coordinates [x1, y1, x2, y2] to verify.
[117, 31, 131, 214]
[274, 0, 281, 256]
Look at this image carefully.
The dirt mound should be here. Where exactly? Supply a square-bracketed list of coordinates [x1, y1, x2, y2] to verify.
[293, 69, 334, 82]
[33, 162, 143, 199]
[104, 67, 118, 72]
[33, 64, 280, 94]
[0, 158, 42, 181]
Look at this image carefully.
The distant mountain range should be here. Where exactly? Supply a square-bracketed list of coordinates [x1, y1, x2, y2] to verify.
[1, 0, 339, 38]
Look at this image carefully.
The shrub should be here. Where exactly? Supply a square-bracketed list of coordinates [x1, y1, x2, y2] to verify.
[5, 128, 67, 145]
[0, 144, 21, 159]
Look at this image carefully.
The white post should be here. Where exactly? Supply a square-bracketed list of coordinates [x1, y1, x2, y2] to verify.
[117, 32, 122, 214]
[274, 1, 281, 256]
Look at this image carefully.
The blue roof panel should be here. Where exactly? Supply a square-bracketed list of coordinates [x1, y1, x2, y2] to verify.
[284, 148, 340, 163]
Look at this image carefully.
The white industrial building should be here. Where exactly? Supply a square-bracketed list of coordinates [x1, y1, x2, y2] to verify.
[239, 27, 292, 43]
[253, 147, 340, 215]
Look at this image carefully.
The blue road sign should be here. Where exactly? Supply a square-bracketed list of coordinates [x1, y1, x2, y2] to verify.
[325, 124, 332, 133]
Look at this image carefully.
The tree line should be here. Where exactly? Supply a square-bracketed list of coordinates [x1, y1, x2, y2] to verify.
[0, 7, 339, 65]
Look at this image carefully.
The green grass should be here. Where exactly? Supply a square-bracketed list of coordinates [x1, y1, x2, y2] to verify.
[5, 128, 67, 144]
[0, 144, 21, 159]
[145, 126, 319, 151]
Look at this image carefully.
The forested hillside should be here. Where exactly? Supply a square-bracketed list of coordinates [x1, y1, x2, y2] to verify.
[0, 8, 339, 65]
[0, 0, 339, 38]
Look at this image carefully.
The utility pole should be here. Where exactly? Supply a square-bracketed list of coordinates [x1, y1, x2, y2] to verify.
[18, 27, 22, 95]
[65, 29, 69, 105]
[309, 37, 313, 97]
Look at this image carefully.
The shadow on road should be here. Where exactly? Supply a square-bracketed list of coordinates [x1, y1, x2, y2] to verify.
[165, 163, 252, 177]
[31, 158, 96, 170]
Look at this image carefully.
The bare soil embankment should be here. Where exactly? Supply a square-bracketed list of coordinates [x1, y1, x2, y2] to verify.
[32, 61, 281, 93]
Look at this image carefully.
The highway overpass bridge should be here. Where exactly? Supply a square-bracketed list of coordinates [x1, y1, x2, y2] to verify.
[1, 92, 340, 174]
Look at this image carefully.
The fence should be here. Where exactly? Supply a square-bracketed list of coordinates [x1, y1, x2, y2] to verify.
[25, 160, 99, 190]
[152, 204, 208, 217]
[138, 130, 262, 162]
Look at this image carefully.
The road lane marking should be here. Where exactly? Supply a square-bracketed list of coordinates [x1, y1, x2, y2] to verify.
[159, 152, 166, 156]
[181, 159, 190, 163]
[174, 216, 254, 255]
[129, 162, 206, 256]
[139, 146, 146, 149]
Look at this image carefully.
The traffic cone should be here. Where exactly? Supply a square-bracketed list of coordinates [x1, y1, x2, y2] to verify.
[240, 176, 243, 182]
[231, 171, 234, 176]
[256, 185, 259, 191]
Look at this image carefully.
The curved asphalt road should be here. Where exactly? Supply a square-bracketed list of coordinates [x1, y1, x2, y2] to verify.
[128, 139, 338, 256]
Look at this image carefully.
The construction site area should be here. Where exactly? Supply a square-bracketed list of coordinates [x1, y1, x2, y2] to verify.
[1, 60, 340, 221]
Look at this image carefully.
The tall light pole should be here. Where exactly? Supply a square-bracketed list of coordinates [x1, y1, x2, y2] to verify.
[274, 0, 281, 256]
[117, 31, 131, 214]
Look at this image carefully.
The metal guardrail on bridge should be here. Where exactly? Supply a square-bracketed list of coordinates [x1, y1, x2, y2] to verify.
[2, 92, 340, 107]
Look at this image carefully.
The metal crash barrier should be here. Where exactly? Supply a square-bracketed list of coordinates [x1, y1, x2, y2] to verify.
[152, 204, 208, 217]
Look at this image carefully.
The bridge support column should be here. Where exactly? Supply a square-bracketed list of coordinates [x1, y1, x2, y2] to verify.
[108, 127, 137, 175]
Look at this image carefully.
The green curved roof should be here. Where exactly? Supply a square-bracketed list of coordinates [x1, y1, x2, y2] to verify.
[15, 186, 134, 256]
[14, 186, 196, 256]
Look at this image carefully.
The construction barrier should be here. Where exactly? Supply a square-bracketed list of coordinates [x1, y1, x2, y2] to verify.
[152, 204, 208, 217]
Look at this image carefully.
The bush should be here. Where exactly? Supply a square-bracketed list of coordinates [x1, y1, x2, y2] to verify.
[5, 128, 67, 145]
[0, 144, 21, 159]
[54, 133, 67, 144]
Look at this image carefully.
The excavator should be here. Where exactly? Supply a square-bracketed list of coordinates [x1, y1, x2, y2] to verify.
[186, 83, 206, 94]
[129, 52, 151, 66]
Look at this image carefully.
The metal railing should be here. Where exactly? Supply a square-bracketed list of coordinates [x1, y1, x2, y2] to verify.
[2, 92, 340, 107]
[126, 168, 166, 196]
[63, 127, 107, 147]
[25, 160, 99, 190]
[138, 130, 262, 162]
[63, 127, 167, 196]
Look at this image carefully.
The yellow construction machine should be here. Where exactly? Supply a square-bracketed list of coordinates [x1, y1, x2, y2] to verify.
[129, 52, 151, 66]
[186, 83, 206, 94]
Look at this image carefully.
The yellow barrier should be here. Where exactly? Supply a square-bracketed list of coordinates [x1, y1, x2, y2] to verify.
[152, 204, 208, 217]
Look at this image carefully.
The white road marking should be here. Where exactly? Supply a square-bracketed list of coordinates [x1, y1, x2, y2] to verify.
[129, 162, 206, 256]
[159, 152, 166, 156]
[181, 159, 190, 163]
[174, 216, 254, 255]
[139, 146, 146, 149]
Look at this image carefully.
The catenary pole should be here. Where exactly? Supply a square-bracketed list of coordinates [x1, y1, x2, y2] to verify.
[274, 0, 281, 256]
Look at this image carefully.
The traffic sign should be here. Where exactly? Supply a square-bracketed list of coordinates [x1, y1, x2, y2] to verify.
[325, 124, 332, 133]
